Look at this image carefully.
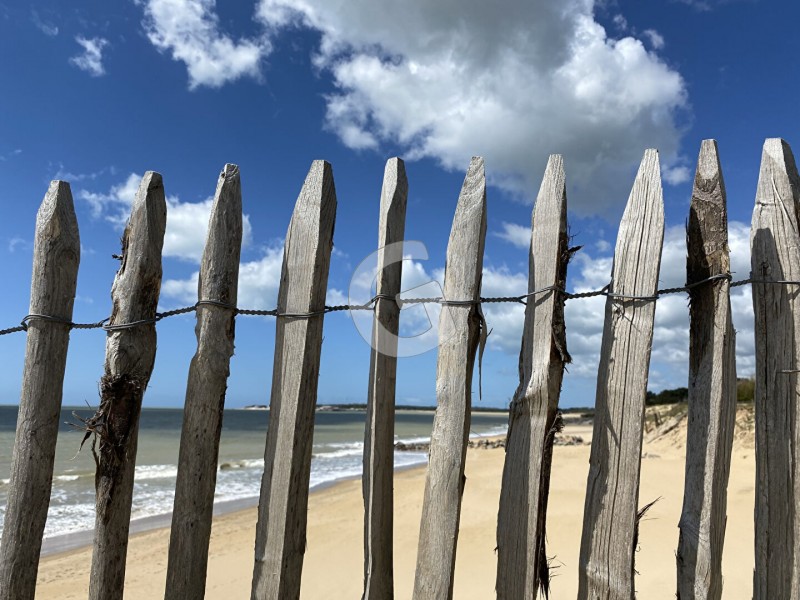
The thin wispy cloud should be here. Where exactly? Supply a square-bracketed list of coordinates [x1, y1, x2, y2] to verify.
[31, 10, 58, 36]
[0, 149, 21, 161]
[70, 36, 110, 77]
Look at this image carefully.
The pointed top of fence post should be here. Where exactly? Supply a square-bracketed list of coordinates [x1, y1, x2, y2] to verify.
[294, 159, 335, 214]
[109, 171, 167, 328]
[36, 180, 80, 256]
[688, 140, 728, 283]
[756, 139, 800, 219]
[696, 139, 723, 183]
[535, 154, 566, 222]
[31, 180, 80, 314]
[447, 156, 486, 254]
[198, 164, 242, 306]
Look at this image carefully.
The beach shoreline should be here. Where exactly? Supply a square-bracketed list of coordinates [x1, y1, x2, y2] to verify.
[36, 418, 757, 599]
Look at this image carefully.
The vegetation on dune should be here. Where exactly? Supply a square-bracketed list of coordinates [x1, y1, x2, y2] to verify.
[645, 377, 755, 406]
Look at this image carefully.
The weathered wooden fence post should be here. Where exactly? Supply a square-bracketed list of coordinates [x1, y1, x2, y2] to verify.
[496, 154, 570, 600]
[750, 138, 800, 599]
[165, 164, 243, 599]
[676, 140, 736, 600]
[362, 158, 408, 600]
[577, 149, 664, 600]
[412, 157, 487, 600]
[0, 182, 80, 600]
[88, 172, 166, 600]
[251, 160, 337, 600]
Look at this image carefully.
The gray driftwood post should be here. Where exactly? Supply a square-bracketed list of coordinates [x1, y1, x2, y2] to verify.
[362, 158, 408, 600]
[496, 154, 570, 599]
[412, 157, 487, 600]
[676, 140, 736, 599]
[251, 161, 337, 600]
[88, 172, 166, 600]
[0, 182, 80, 600]
[577, 150, 664, 600]
[750, 138, 800, 599]
[165, 164, 243, 599]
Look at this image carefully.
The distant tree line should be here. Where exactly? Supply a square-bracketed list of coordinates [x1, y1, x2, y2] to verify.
[645, 377, 755, 406]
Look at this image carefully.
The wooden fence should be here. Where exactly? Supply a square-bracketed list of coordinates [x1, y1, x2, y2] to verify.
[0, 138, 797, 600]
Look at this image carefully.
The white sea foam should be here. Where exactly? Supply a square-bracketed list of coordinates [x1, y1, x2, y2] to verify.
[0, 408, 509, 546]
[135, 464, 179, 481]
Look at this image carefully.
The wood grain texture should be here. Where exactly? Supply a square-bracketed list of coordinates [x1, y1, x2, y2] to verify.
[362, 158, 408, 600]
[89, 172, 166, 600]
[496, 154, 570, 600]
[412, 157, 487, 600]
[0, 182, 80, 600]
[750, 138, 800, 600]
[676, 140, 736, 600]
[577, 150, 664, 600]
[165, 164, 243, 599]
[251, 160, 337, 600]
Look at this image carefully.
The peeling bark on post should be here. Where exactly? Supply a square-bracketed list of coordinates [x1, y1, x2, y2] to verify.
[0, 182, 79, 600]
[750, 138, 800, 600]
[165, 164, 243, 599]
[362, 158, 408, 600]
[677, 140, 736, 600]
[496, 155, 570, 600]
[577, 150, 664, 600]
[412, 157, 487, 600]
[251, 161, 337, 600]
[88, 172, 166, 600]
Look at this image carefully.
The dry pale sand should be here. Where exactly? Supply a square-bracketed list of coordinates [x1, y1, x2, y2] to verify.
[36, 418, 756, 599]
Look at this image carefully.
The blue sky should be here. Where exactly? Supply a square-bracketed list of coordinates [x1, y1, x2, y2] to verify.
[0, 0, 793, 408]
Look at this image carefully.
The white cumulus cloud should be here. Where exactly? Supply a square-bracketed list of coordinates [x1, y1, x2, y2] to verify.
[78, 172, 253, 262]
[140, 0, 270, 89]
[134, 0, 690, 213]
[494, 222, 531, 249]
[253, 0, 688, 214]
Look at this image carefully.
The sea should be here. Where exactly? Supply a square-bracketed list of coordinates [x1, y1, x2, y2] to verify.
[0, 405, 508, 552]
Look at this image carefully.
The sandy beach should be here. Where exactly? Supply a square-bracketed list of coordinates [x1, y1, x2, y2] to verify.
[35, 414, 756, 599]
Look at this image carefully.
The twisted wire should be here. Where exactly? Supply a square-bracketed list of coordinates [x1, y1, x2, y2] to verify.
[0, 274, 782, 336]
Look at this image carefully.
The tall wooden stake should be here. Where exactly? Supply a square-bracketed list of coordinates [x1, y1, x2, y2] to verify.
[413, 157, 487, 600]
[165, 164, 243, 599]
[676, 140, 736, 599]
[362, 158, 408, 600]
[251, 161, 337, 600]
[496, 154, 570, 599]
[88, 172, 166, 600]
[750, 138, 800, 599]
[577, 150, 664, 600]
[0, 182, 80, 600]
